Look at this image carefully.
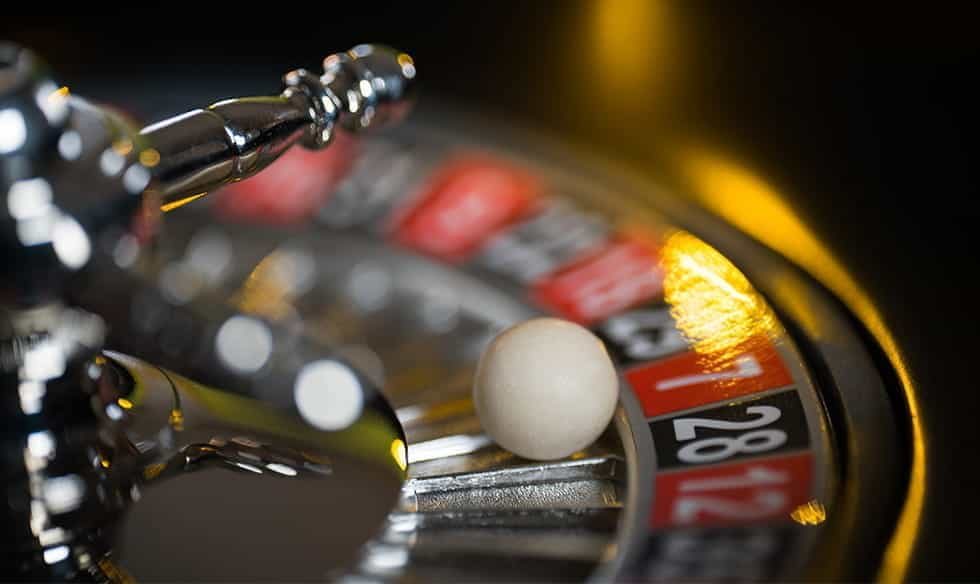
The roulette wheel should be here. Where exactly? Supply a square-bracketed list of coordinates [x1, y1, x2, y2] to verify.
[2, 5, 977, 582]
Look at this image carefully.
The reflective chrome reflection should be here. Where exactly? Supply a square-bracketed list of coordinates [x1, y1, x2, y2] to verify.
[662, 231, 777, 362]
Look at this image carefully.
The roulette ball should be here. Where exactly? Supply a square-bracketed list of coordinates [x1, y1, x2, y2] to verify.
[1, 4, 977, 581]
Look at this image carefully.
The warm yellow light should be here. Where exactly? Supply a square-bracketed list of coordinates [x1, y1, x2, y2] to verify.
[160, 192, 207, 212]
[117, 398, 133, 410]
[662, 230, 777, 363]
[390, 438, 408, 472]
[142, 462, 165, 480]
[48, 86, 70, 102]
[593, 0, 670, 99]
[100, 458, 111, 469]
[112, 138, 133, 156]
[139, 148, 161, 167]
[169, 408, 184, 431]
[97, 558, 134, 584]
[791, 499, 827, 525]
[677, 146, 924, 584]
[233, 252, 296, 320]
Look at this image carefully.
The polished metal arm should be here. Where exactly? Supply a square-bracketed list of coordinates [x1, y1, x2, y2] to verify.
[67, 255, 400, 425]
[1, 43, 413, 580]
[140, 44, 416, 206]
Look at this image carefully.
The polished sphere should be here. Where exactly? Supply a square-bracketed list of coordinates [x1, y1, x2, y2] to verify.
[473, 318, 619, 460]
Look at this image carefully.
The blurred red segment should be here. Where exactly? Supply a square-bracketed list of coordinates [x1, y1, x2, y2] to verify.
[216, 132, 356, 224]
[392, 156, 542, 262]
[532, 234, 665, 324]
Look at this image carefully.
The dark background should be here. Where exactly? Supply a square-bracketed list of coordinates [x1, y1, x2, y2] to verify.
[5, 3, 978, 580]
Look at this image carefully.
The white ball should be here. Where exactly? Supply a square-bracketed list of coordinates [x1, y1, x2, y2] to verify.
[473, 317, 619, 460]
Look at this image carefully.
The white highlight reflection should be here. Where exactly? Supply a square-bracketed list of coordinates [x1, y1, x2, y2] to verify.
[58, 130, 82, 160]
[215, 315, 273, 374]
[99, 148, 125, 176]
[27, 431, 55, 459]
[294, 360, 364, 431]
[42, 545, 70, 565]
[112, 234, 140, 268]
[7, 178, 53, 219]
[19, 381, 45, 415]
[16, 213, 56, 246]
[362, 544, 409, 572]
[52, 215, 91, 269]
[23, 343, 66, 381]
[347, 262, 392, 311]
[186, 229, 233, 283]
[159, 261, 203, 305]
[407, 434, 493, 464]
[266, 463, 298, 476]
[0, 108, 27, 154]
[36, 81, 68, 124]
[42, 474, 85, 514]
[233, 461, 263, 474]
[123, 164, 151, 194]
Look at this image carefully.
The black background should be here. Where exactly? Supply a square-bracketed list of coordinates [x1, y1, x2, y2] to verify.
[4, 3, 978, 580]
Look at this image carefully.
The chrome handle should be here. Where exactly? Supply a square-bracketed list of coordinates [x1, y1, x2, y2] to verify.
[141, 45, 416, 206]
[1, 44, 413, 579]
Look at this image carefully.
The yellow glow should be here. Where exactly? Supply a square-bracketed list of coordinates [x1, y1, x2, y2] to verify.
[404, 397, 472, 425]
[390, 438, 408, 472]
[97, 558, 134, 584]
[48, 86, 70, 102]
[770, 273, 824, 338]
[678, 147, 924, 583]
[233, 252, 296, 320]
[662, 230, 777, 363]
[593, 0, 668, 93]
[168, 408, 184, 431]
[142, 462, 165, 481]
[112, 138, 133, 156]
[791, 499, 827, 525]
[302, 451, 331, 466]
[160, 192, 207, 212]
[116, 398, 133, 410]
[100, 458, 111, 469]
[139, 148, 161, 167]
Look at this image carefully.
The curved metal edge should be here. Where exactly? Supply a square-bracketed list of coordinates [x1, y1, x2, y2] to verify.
[399, 103, 910, 582]
[590, 383, 656, 583]
[68, 72, 911, 581]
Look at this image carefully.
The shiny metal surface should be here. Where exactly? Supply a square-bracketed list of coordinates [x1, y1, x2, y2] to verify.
[142, 44, 415, 204]
[108, 353, 404, 581]
[0, 45, 151, 309]
[0, 44, 412, 580]
[0, 33, 909, 583]
[139, 216, 631, 582]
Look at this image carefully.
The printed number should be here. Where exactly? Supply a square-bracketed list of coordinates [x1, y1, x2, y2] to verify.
[656, 354, 761, 391]
[481, 204, 606, 283]
[672, 491, 787, 524]
[678, 465, 788, 493]
[416, 191, 493, 253]
[673, 406, 782, 441]
[676, 430, 787, 464]
[601, 309, 687, 361]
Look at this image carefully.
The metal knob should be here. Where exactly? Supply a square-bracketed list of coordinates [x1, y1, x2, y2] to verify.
[1, 44, 413, 579]
[0, 43, 416, 316]
[142, 44, 417, 207]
